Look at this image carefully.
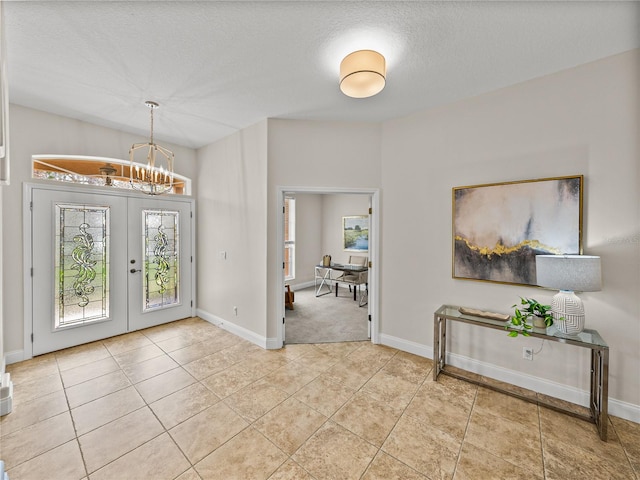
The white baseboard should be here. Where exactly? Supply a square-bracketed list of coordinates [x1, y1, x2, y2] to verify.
[5, 350, 26, 365]
[0, 372, 14, 416]
[288, 280, 315, 291]
[196, 309, 280, 350]
[378, 333, 431, 358]
[379, 333, 640, 424]
[8, 312, 281, 367]
[265, 337, 282, 350]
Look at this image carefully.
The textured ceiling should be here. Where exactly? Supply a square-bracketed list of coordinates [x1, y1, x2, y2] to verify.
[4, 1, 640, 149]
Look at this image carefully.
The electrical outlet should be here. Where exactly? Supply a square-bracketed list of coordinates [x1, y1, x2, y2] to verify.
[523, 347, 534, 361]
[233, 306, 238, 316]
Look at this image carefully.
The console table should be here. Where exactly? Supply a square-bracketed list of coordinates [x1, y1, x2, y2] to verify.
[433, 304, 609, 441]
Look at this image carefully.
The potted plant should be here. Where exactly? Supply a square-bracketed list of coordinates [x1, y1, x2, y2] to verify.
[506, 297, 554, 337]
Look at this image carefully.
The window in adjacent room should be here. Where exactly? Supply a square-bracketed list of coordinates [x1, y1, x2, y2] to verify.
[284, 196, 296, 281]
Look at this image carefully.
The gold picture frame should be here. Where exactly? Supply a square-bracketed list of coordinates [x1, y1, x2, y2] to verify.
[452, 175, 583, 286]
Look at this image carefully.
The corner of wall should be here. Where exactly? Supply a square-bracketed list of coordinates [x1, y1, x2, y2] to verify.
[196, 308, 280, 350]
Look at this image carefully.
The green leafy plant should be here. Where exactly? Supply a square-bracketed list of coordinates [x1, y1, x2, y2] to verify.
[506, 297, 554, 337]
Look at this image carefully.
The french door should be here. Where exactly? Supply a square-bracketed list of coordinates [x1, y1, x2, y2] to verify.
[127, 197, 192, 330]
[30, 186, 193, 356]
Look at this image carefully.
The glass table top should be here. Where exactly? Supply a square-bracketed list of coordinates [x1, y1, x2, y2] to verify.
[435, 304, 608, 348]
[316, 263, 368, 272]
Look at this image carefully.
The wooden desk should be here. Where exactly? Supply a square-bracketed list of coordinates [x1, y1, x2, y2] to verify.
[433, 304, 609, 441]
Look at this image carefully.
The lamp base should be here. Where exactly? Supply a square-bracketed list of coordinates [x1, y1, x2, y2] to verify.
[551, 290, 585, 334]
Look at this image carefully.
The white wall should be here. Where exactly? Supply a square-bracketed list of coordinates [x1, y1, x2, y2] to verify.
[380, 49, 640, 410]
[0, 180, 4, 373]
[2, 105, 197, 357]
[321, 194, 370, 265]
[266, 119, 381, 339]
[290, 193, 322, 286]
[195, 121, 269, 338]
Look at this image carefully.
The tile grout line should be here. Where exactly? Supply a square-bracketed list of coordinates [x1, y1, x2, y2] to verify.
[66, 338, 168, 477]
[464, 387, 549, 478]
[77, 337, 183, 478]
[212, 342, 394, 479]
[298, 346, 424, 479]
[450, 381, 479, 479]
[141, 326, 276, 478]
[143, 325, 205, 479]
[607, 417, 639, 478]
[288, 343, 398, 480]
[537, 402, 548, 480]
[57, 344, 91, 480]
[356, 360, 434, 479]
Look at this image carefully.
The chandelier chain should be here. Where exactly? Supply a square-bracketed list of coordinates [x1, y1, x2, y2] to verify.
[149, 106, 154, 144]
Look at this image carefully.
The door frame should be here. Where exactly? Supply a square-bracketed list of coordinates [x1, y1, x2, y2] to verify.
[275, 186, 380, 348]
[23, 181, 196, 360]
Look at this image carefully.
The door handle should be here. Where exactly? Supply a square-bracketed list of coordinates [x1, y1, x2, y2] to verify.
[130, 259, 140, 273]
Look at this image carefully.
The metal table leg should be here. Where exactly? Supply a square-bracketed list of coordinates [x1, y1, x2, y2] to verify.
[358, 283, 368, 307]
[591, 347, 609, 441]
[315, 267, 332, 297]
[433, 314, 446, 380]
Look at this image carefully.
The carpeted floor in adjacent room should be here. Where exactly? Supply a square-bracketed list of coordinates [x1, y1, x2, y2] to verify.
[285, 286, 369, 344]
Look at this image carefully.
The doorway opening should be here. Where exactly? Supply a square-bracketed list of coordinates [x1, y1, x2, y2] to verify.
[275, 187, 379, 347]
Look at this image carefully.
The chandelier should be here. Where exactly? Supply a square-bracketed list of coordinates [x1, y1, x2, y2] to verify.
[129, 101, 174, 195]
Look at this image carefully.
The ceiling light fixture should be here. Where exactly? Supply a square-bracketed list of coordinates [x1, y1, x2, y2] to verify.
[129, 100, 174, 195]
[339, 50, 386, 98]
[98, 162, 117, 186]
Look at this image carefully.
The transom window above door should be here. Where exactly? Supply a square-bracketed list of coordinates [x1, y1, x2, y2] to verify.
[32, 155, 191, 195]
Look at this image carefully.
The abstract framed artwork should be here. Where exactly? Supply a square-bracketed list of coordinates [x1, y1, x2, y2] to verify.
[452, 175, 583, 286]
[343, 215, 369, 252]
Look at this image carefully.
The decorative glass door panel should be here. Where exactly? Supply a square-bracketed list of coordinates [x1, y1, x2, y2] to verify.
[32, 189, 128, 355]
[142, 209, 179, 311]
[127, 197, 192, 331]
[55, 204, 110, 328]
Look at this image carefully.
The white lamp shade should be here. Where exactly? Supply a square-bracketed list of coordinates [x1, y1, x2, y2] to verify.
[339, 50, 386, 98]
[536, 255, 601, 292]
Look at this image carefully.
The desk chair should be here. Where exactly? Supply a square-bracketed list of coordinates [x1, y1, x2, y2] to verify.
[347, 256, 368, 267]
[335, 256, 368, 306]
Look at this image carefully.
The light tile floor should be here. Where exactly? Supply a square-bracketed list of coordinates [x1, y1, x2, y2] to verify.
[2, 317, 638, 480]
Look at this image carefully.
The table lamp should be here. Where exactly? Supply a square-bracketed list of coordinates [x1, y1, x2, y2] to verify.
[535, 255, 602, 334]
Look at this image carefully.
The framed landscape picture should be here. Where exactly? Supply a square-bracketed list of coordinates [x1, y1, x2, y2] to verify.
[343, 215, 369, 252]
[452, 175, 582, 286]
